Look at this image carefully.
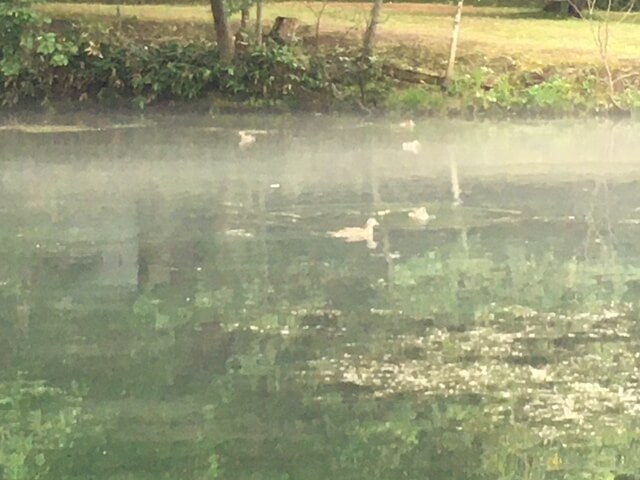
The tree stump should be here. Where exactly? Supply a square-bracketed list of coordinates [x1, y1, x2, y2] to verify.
[268, 16, 299, 44]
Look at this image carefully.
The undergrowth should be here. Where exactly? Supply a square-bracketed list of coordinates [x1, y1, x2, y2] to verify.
[2, 0, 640, 115]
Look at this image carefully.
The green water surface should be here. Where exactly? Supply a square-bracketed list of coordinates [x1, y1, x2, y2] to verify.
[1, 117, 640, 480]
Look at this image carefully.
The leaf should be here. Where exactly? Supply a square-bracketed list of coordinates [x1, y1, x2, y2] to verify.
[195, 291, 213, 308]
[19, 34, 34, 49]
[0, 58, 21, 77]
[50, 53, 69, 67]
[155, 312, 171, 331]
[36, 33, 57, 55]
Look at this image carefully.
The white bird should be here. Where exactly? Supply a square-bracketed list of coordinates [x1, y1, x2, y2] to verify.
[238, 130, 256, 149]
[402, 140, 421, 155]
[408, 207, 430, 224]
[329, 218, 379, 248]
[398, 120, 415, 131]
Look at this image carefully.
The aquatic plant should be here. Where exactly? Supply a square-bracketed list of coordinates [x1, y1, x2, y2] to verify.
[0, 377, 83, 480]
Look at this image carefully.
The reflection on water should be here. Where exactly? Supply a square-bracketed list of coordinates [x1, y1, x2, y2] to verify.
[2, 117, 640, 479]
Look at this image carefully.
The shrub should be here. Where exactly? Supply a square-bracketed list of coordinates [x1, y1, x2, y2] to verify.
[525, 77, 575, 112]
[385, 85, 445, 113]
[0, 0, 79, 104]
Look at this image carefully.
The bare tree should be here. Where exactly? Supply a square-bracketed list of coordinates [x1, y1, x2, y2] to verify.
[210, 0, 233, 60]
[255, 0, 263, 46]
[443, 0, 464, 88]
[568, 0, 636, 109]
[305, 0, 329, 48]
[362, 0, 383, 57]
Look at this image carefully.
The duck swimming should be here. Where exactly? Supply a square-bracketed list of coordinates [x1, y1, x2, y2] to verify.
[408, 207, 430, 224]
[238, 131, 256, 149]
[398, 120, 415, 131]
[402, 140, 421, 155]
[329, 218, 379, 247]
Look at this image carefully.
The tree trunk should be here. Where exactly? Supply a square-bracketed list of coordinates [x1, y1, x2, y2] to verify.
[362, 0, 382, 57]
[568, 0, 586, 17]
[443, 0, 464, 88]
[209, 0, 233, 60]
[313, 2, 328, 49]
[255, 0, 263, 46]
[240, 7, 250, 29]
[268, 17, 299, 44]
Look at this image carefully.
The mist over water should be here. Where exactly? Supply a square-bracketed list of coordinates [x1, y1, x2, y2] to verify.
[2, 116, 640, 479]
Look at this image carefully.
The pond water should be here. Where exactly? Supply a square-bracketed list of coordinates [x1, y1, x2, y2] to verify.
[2, 116, 640, 480]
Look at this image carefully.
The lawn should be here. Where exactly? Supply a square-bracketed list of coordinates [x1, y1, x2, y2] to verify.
[40, 2, 640, 67]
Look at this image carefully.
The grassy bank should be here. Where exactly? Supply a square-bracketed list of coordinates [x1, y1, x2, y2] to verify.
[39, 2, 640, 66]
[3, 2, 640, 115]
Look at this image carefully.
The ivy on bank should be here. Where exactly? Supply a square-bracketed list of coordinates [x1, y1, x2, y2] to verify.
[0, 0, 78, 75]
[1, 35, 387, 108]
[0, 0, 384, 108]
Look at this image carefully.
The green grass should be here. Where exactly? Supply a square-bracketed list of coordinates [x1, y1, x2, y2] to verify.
[39, 2, 640, 66]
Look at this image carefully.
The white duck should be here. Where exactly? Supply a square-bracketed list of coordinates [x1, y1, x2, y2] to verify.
[398, 119, 415, 131]
[329, 218, 379, 248]
[238, 130, 256, 149]
[402, 140, 421, 155]
[408, 207, 430, 224]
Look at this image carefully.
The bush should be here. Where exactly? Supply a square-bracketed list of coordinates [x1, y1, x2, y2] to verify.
[0, 0, 634, 115]
[228, 45, 326, 98]
[524, 77, 575, 112]
[0, 377, 83, 480]
[1, 32, 346, 107]
[0, 1, 78, 70]
[385, 85, 445, 113]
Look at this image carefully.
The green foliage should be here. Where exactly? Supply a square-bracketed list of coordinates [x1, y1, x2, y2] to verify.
[435, 68, 609, 115]
[224, 0, 254, 16]
[447, 68, 531, 113]
[0, 1, 634, 115]
[393, 237, 640, 323]
[227, 45, 325, 98]
[336, 55, 388, 106]
[1, 35, 333, 107]
[448, 68, 491, 97]
[128, 42, 221, 104]
[620, 87, 640, 112]
[0, 377, 83, 480]
[0, 0, 42, 76]
[207, 452, 220, 479]
[0, 26, 399, 110]
[484, 75, 525, 110]
[385, 85, 445, 112]
[447, 68, 493, 111]
[0, 0, 79, 103]
[525, 77, 578, 112]
[532, 74, 606, 113]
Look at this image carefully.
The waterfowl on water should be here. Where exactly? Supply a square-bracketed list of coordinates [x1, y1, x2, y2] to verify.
[402, 140, 421, 155]
[398, 119, 415, 131]
[408, 207, 430, 224]
[329, 218, 379, 246]
[238, 131, 256, 149]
